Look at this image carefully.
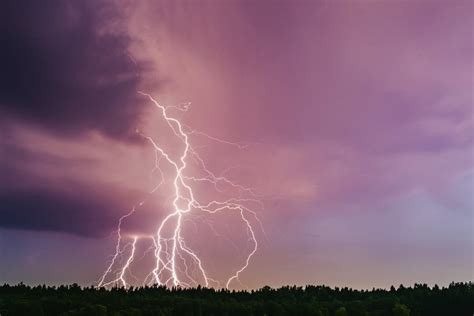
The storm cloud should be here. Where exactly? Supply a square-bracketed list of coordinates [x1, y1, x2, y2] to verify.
[0, 186, 117, 237]
[0, 0, 144, 139]
[0, 0, 152, 236]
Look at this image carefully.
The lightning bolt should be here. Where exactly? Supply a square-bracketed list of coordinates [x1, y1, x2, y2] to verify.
[97, 93, 261, 289]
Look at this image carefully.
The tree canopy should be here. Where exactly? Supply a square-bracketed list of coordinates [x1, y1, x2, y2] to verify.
[0, 282, 472, 316]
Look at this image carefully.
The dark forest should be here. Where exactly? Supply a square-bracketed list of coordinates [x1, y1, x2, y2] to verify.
[1, 282, 472, 316]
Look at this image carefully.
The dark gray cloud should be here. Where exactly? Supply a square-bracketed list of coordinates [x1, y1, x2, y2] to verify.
[0, 145, 158, 237]
[0, 0, 144, 140]
[0, 0, 152, 236]
[0, 152, 121, 237]
[0, 186, 118, 237]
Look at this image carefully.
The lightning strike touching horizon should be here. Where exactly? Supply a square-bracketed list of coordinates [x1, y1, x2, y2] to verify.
[97, 93, 262, 289]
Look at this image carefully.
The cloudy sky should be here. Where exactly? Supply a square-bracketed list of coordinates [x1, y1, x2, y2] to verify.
[0, 0, 472, 289]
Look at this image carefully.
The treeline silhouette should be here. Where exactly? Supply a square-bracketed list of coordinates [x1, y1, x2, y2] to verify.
[0, 282, 472, 316]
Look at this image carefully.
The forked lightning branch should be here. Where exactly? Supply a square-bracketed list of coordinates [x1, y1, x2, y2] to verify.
[97, 93, 261, 289]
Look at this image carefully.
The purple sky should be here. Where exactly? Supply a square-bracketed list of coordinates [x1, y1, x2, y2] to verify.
[0, 0, 472, 289]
